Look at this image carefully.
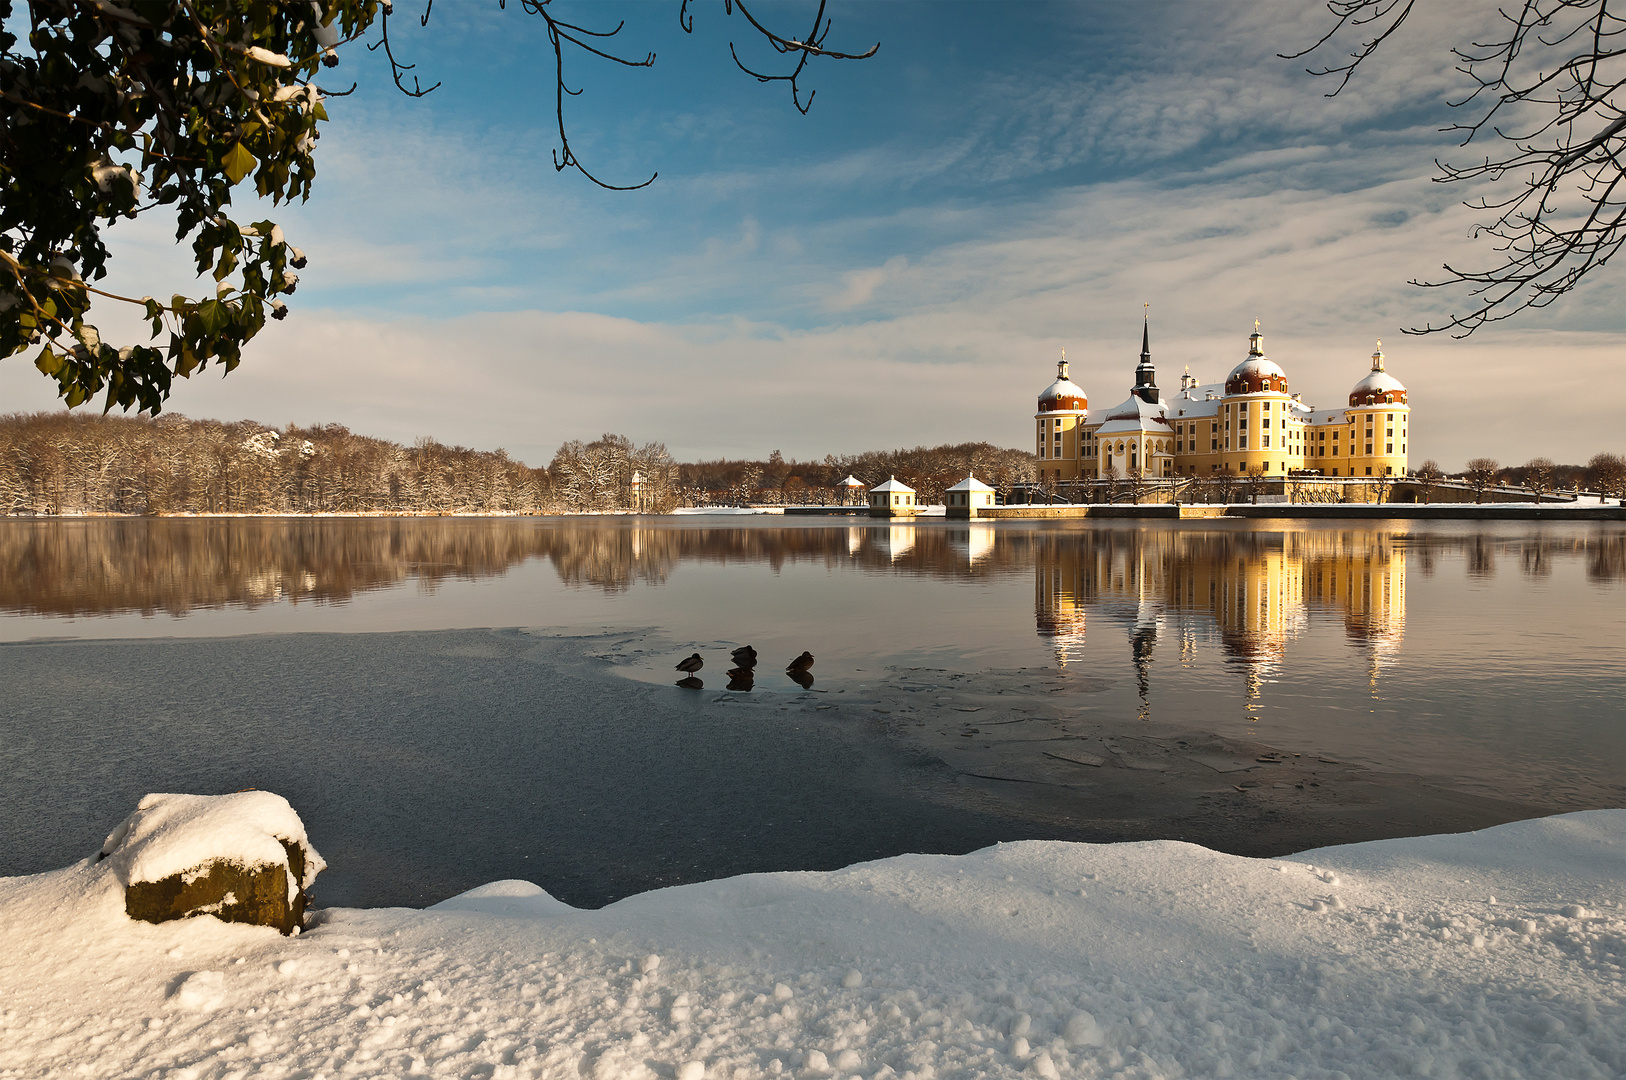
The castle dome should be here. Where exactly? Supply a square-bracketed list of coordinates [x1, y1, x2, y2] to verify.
[1349, 342, 1407, 405]
[1223, 323, 1289, 396]
[1038, 350, 1087, 412]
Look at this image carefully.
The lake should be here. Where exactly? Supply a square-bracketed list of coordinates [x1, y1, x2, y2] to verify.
[1, 516, 1620, 908]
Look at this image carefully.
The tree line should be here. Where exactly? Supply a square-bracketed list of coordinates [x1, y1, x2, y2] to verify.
[0, 412, 1038, 516]
[5, 410, 1617, 516]
[677, 442, 1038, 507]
[1415, 455, 1626, 504]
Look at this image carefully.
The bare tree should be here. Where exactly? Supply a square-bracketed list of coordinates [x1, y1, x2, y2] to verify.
[1523, 456, 1558, 501]
[1288, 1, 1624, 335]
[1414, 459, 1444, 503]
[1244, 464, 1268, 504]
[1371, 469, 1396, 504]
[1588, 451, 1626, 500]
[1100, 463, 1122, 505]
[1464, 457, 1501, 503]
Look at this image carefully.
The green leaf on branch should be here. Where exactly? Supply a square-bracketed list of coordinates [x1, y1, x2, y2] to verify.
[222, 142, 258, 186]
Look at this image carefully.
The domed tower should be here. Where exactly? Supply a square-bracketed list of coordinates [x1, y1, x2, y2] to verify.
[1217, 322, 1306, 476]
[1343, 341, 1410, 479]
[1349, 341, 1407, 407]
[1035, 350, 1091, 484]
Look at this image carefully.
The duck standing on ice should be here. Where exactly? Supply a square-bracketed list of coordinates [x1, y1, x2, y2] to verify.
[675, 653, 704, 674]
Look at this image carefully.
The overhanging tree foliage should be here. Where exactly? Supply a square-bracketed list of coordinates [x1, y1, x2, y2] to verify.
[1288, 0, 1624, 336]
[0, 1, 876, 414]
[1, 0, 369, 414]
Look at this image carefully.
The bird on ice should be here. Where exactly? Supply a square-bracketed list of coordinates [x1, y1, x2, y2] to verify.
[675, 653, 704, 674]
[785, 651, 814, 673]
[730, 646, 758, 667]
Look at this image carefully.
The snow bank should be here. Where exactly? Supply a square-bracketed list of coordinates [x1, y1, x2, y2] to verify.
[671, 507, 788, 515]
[0, 811, 1620, 1079]
[98, 791, 325, 892]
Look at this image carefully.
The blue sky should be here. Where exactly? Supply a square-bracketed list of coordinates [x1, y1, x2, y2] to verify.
[2, 1, 1620, 468]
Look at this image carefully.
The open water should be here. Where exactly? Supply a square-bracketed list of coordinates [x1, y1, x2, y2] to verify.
[1, 516, 1621, 907]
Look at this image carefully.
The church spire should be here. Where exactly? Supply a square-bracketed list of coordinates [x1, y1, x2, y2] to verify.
[1058, 347, 1069, 381]
[1371, 339, 1385, 372]
[1133, 305, 1159, 404]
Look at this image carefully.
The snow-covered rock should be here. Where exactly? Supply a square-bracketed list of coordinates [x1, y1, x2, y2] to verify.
[98, 791, 324, 935]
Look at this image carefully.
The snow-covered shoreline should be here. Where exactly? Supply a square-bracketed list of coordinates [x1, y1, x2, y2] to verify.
[2, 811, 1620, 1079]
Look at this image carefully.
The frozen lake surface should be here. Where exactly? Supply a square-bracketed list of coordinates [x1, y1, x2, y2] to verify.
[1, 516, 1621, 907]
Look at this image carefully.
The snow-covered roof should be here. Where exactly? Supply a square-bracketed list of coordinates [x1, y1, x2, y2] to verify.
[945, 475, 995, 492]
[870, 476, 915, 493]
[1094, 394, 1171, 436]
[1226, 355, 1287, 383]
[841, 475, 867, 487]
[1169, 381, 1226, 418]
[1038, 377, 1088, 405]
[1351, 369, 1406, 396]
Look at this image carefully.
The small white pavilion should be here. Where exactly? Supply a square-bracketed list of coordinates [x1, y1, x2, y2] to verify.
[841, 474, 867, 506]
[945, 474, 996, 519]
[867, 476, 918, 518]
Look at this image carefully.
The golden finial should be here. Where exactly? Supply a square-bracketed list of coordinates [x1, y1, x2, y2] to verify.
[1255, 318, 1261, 332]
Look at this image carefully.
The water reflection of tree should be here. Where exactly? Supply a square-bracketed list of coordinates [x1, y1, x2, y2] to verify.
[1, 520, 1616, 625]
[0, 518, 562, 618]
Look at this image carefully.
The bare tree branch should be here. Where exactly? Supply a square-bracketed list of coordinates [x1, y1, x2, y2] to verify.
[1291, 0, 1624, 336]
[377, 1, 878, 189]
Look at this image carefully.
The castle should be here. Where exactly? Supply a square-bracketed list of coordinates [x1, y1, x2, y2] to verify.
[1034, 322, 1410, 482]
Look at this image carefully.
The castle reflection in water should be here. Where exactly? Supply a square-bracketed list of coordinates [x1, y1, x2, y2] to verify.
[1030, 528, 1405, 716]
[2, 519, 1619, 722]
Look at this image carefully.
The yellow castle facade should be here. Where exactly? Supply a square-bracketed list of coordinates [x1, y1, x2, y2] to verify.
[1034, 323, 1410, 482]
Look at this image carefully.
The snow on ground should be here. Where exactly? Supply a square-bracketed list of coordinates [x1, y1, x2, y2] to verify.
[1, 811, 1621, 1080]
